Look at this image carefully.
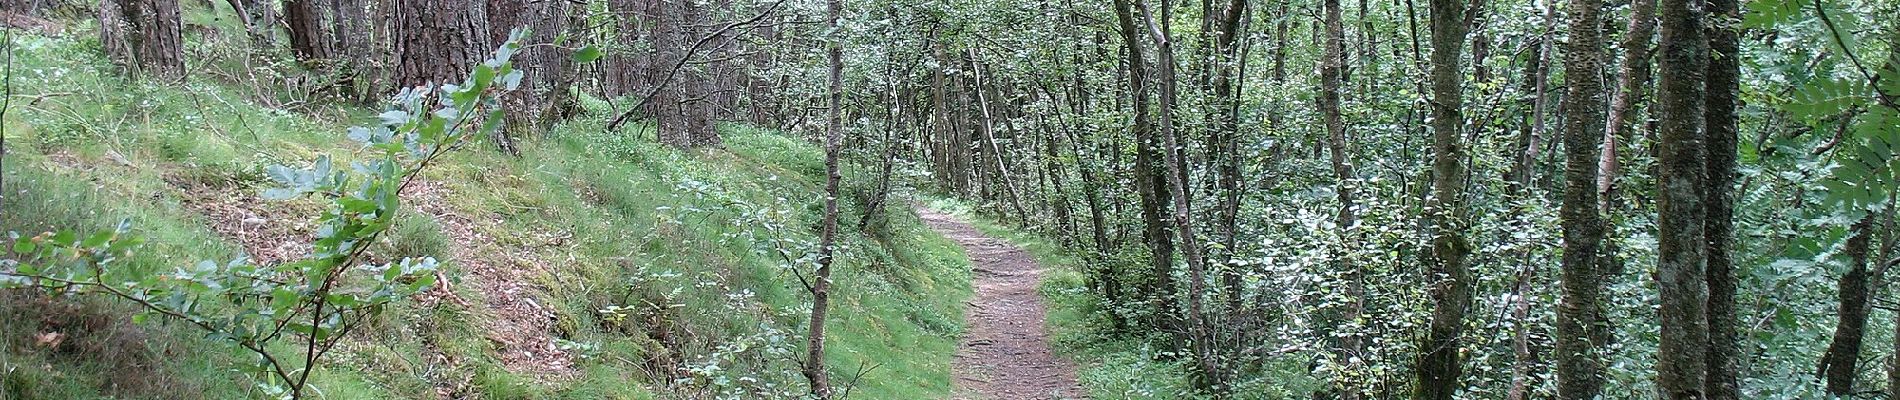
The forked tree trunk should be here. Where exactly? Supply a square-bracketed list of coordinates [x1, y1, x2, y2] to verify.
[1136, 0, 1218, 390]
[1111, 0, 1178, 333]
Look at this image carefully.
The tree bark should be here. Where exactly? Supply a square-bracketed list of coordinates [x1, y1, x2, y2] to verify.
[1820, 215, 1877, 396]
[1702, 0, 1742, 395]
[1137, 0, 1219, 390]
[1654, 0, 1712, 395]
[1414, 0, 1471, 396]
[1556, 0, 1609, 394]
[391, 0, 487, 89]
[1599, 0, 1656, 211]
[1112, 0, 1178, 332]
[284, 0, 332, 64]
[107, 0, 183, 78]
[803, 0, 843, 394]
[1320, 0, 1363, 395]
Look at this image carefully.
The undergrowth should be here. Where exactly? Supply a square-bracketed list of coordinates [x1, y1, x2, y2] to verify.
[2, 10, 971, 399]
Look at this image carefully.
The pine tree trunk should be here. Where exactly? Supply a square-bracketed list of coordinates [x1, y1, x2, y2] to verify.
[107, 0, 183, 78]
[284, 0, 331, 64]
[391, 0, 487, 89]
[1654, 0, 1711, 395]
[1555, 0, 1609, 393]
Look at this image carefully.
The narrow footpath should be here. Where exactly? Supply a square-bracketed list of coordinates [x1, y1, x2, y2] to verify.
[918, 208, 1084, 400]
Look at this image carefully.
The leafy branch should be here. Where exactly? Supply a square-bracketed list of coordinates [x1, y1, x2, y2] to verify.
[0, 30, 532, 400]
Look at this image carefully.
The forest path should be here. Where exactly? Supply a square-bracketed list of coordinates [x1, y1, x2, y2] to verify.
[918, 207, 1085, 400]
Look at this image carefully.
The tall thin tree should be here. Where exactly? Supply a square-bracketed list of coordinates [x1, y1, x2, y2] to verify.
[1555, 0, 1609, 395]
[1654, 0, 1713, 395]
[802, 0, 844, 394]
[1414, 0, 1472, 395]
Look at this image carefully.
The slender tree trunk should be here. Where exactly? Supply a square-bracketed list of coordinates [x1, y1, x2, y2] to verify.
[1820, 215, 1877, 396]
[1113, 0, 1178, 333]
[1137, 0, 1218, 390]
[803, 0, 843, 395]
[1599, 0, 1656, 211]
[1654, 0, 1712, 394]
[1702, 0, 1741, 395]
[1507, 3, 1556, 192]
[969, 52, 1031, 223]
[1320, 0, 1362, 395]
[1414, 0, 1471, 396]
[1556, 0, 1609, 394]
[1209, 0, 1249, 313]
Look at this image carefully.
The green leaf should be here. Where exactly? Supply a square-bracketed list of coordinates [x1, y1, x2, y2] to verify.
[572, 45, 603, 63]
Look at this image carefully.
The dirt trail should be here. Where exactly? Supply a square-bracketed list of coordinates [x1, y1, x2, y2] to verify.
[918, 208, 1084, 400]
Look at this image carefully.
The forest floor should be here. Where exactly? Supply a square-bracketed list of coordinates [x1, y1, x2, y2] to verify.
[920, 208, 1084, 400]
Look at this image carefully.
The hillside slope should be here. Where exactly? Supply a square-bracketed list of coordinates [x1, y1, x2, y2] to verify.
[0, 28, 970, 399]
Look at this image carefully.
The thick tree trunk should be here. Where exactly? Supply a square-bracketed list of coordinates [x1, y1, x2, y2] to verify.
[1555, 0, 1609, 394]
[803, 0, 843, 394]
[107, 0, 183, 78]
[1414, 0, 1471, 396]
[285, 0, 331, 64]
[1654, 0, 1711, 395]
[391, 0, 487, 89]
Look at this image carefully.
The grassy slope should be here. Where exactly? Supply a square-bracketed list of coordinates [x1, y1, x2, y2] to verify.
[1, 18, 969, 399]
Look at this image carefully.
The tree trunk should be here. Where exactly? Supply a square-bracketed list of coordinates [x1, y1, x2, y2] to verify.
[1320, 0, 1363, 395]
[1820, 215, 1877, 396]
[285, 0, 331, 64]
[1702, 0, 1741, 394]
[391, 0, 487, 89]
[107, 0, 183, 78]
[1555, 0, 1609, 394]
[803, 0, 843, 394]
[1599, 0, 1656, 211]
[1137, 0, 1218, 390]
[1414, 0, 1471, 396]
[1208, 0, 1249, 313]
[1654, 0, 1711, 394]
[1112, 0, 1178, 333]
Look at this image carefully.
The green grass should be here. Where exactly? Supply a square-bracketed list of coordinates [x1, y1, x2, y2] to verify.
[2, 14, 972, 399]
